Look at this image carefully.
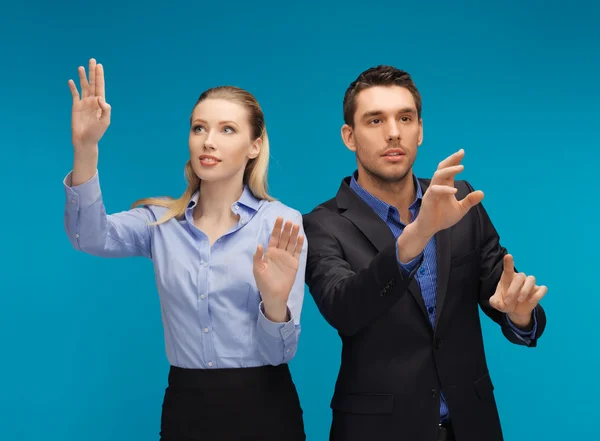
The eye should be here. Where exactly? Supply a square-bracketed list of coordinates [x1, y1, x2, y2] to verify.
[400, 116, 411, 122]
[223, 126, 236, 134]
[192, 125, 206, 133]
[369, 118, 382, 125]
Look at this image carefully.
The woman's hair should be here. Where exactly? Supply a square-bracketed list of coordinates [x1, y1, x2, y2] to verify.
[131, 86, 273, 225]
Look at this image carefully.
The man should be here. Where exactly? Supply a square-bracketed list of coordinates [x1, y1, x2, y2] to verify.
[302, 66, 547, 441]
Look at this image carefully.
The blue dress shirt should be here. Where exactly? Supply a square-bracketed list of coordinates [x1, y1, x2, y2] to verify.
[349, 172, 536, 422]
[63, 171, 307, 369]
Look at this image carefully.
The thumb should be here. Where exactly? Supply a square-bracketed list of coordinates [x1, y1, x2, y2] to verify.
[489, 292, 506, 312]
[98, 97, 111, 120]
[253, 244, 264, 268]
[459, 190, 484, 212]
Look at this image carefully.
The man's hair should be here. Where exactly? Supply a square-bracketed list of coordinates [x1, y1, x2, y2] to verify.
[343, 65, 422, 126]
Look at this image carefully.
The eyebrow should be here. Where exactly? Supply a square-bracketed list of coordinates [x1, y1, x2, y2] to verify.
[361, 107, 417, 119]
[191, 118, 239, 126]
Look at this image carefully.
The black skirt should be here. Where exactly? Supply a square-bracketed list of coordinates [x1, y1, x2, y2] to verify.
[159, 364, 306, 441]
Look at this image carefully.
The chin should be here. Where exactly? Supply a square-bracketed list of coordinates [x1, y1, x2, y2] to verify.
[190, 164, 219, 182]
[369, 166, 411, 183]
[195, 170, 226, 182]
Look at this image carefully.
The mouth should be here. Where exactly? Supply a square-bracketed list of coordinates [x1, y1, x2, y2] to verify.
[199, 155, 221, 166]
[382, 148, 405, 157]
[382, 148, 405, 162]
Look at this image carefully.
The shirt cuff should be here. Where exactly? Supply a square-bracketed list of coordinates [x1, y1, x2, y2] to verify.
[506, 308, 538, 341]
[63, 170, 101, 209]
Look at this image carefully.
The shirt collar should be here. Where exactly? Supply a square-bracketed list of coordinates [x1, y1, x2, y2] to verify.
[349, 170, 423, 219]
[186, 184, 262, 214]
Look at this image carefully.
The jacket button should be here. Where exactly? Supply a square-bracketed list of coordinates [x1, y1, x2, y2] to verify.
[431, 389, 438, 398]
[433, 338, 441, 350]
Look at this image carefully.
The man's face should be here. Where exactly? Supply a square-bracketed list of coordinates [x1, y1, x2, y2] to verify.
[342, 85, 423, 184]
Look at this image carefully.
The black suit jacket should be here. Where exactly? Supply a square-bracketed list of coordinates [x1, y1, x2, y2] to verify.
[302, 176, 546, 441]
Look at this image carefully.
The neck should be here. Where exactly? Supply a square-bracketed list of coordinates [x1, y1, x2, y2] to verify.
[356, 167, 416, 214]
[194, 175, 245, 222]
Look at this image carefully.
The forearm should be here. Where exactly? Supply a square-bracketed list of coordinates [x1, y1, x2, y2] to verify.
[64, 171, 152, 258]
[72, 144, 99, 187]
[310, 242, 413, 336]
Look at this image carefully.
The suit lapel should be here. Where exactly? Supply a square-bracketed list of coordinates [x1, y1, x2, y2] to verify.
[337, 179, 429, 320]
[417, 179, 453, 330]
[433, 227, 452, 330]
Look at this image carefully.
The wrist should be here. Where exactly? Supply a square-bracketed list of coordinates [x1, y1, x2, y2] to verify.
[262, 299, 289, 323]
[397, 221, 433, 263]
[507, 311, 534, 330]
[73, 141, 99, 154]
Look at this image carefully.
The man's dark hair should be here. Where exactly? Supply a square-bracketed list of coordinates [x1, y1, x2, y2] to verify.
[343, 65, 422, 126]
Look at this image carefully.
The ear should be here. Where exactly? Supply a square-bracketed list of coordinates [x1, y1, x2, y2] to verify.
[341, 124, 357, 152]
[417, 118, 423, 146]
[248, 137, 261, 160]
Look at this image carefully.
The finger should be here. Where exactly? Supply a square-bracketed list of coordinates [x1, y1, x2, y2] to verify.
[294, 235, 305, 260]
[458, 190, 484, 212]
[88, 58, 97, 97]
[518, 275, 536, 302]
[431, 164, 464, 185]
[268, 217, 284, 248]
[504, 272, 526, 306]
[528, 285, 548, 304]
[278, 220, 293, 250]
[426, 184, 458, 196]
[68, 79, 80, 102]
[78, 66, 89, 98]
[287, 223, 300, 252]
[98, 97, 111, 121]
[500, 254, 515, 286]
[436, 149, 464, 170]
[96, 63, 106, 101]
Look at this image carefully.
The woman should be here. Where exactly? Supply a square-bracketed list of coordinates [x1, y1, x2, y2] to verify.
[63, 58, 307, 441]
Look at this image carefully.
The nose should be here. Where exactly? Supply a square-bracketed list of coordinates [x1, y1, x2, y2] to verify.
[387, 121, 401, 142]
[204, 131, 216, 150]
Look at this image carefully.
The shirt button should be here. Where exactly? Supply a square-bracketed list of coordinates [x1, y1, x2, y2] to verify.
[428, 307, 435, 314]
[419, 267, 426, 274]
[200, 295, 205, 300]
[233, 204, 239, 210]
[75, 234, 80, 238]
[71, 199, 76, 204]
[204, 328, 209, 333]
[208, 361, 213, 367]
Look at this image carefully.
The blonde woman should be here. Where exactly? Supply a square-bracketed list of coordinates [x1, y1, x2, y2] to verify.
[63, 59, 307, 441]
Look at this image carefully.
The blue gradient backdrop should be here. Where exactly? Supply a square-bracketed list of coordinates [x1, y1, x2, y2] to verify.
[1, 0, 598, 439]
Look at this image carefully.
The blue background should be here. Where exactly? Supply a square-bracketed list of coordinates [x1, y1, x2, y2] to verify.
[1, 0, 598, 439]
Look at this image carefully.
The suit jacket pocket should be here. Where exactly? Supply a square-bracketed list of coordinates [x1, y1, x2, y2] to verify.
[450, 248, 480, 268]
[331, 393, 394, 415]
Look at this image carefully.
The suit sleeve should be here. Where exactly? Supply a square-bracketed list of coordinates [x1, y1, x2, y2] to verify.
[465, 181, 547, 347]
[303, 212, 420, 337]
